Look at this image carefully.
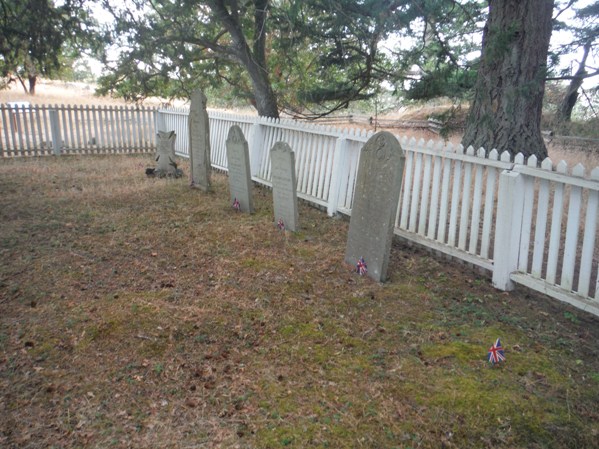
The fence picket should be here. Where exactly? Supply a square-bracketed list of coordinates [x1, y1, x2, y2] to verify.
[313, 135, 326, 199]
[128, 106, 136, 151]
[437, 157, 452, 244]
[578, 168, 599, 297]
[418, 150, 433, 236]
[15, 106, 25, 155]
[344, 141, 360, 211]
[409, 150, 423, 233]
[83, 106, 91, 152]
[28, 106, 38, 156]
[458, 147, 474, 250]
[116, 107, 124, 151]
[76, 105, 85, 152]
[517, 156, 538, 271]
[59, 105, 68, 152]
[42, 105, 51, 155]
[291, 131, 312, 192]
[67, 106, 76, 152]
[480, 149, 498, 259]
[321, 135, 335, 202]
[561, 164, 585, 291]
[546, 161, 568, 285]
[399, 147, 414, 229]
[448, 154, 463, 247]
[98, 106, 106, 151]
[531, 159, 553, 278]
[9, 107, 18, 155]
[134, 108, 142, 151]
[1, 107, 11, 156]
[427, 153, 442, 240]
[469, 148, 486, 254]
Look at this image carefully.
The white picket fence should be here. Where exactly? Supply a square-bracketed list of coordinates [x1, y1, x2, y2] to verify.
[1, 102, 597, 317]
[0, 103, 156, 156]
[156, 107, 599, 318]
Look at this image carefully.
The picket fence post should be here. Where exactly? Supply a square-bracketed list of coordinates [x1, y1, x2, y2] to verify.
[248, 121, 265, 177]
[492, 169, 525, 290]
[49, 109, 62, 156]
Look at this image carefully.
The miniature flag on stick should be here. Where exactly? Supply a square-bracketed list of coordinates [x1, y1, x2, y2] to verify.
[277, 218, 285, 231]
[232, 197, 240, 211]
[487, 338, 506, 364]
[356, 257, 367, 276]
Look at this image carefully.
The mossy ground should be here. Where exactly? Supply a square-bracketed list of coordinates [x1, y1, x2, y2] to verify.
[1, 155, 598, 448]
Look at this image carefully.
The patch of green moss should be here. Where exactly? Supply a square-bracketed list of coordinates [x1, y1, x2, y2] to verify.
[421, 340, 484, 364]
[74, 292, 173, 357]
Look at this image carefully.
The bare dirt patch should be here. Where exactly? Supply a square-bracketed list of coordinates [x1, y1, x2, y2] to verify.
[1, 155, 598, 448]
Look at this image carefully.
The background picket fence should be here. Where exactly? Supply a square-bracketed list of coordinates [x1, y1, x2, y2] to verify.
[0, 103, 156, 156]
[0, 103, 597, 317]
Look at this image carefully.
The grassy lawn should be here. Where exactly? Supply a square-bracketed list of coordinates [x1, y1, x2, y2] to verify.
[1, 154, 598, 449]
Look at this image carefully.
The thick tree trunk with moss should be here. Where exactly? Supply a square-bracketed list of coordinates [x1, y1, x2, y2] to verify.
[462, 0, 554, 160]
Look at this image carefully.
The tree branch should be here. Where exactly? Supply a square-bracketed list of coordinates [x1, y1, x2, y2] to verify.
[546, 68, 599, 81]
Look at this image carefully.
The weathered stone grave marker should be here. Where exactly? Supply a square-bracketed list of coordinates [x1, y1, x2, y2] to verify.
[270, 141, 299, 232]
[155, 130, 177, 176]
[226, 125, 254, 213]
[189, 89, 211, 191]
[344, 131, 405, 282]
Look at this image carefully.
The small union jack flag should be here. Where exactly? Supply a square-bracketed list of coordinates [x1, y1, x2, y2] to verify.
[232, 197, 240, 211]
[277, 218, 285, 231]
[356, 257, 367, 275]
[487, 338, 506, 364]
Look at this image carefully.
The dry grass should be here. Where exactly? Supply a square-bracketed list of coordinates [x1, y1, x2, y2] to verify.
[1, 155, 599, 449]
[0, 79, 175, 108]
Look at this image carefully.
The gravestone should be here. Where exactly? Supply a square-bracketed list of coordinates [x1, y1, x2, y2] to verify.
[155, 130, 177, 176]
[270, 141, 299, 232]
[344, 131, 405, 282]
[189, 89, 211, 191]
[226, 125, 254, 213]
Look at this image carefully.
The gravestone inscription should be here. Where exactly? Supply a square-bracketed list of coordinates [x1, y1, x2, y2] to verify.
[189, 89, 211, 191]
[270, 141, 299, 232]
[155, 130, 177, 176]
[344, 131, 405, 282]
[226, 126, 254, 213]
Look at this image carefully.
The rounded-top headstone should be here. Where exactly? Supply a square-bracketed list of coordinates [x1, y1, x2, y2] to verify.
[270, 141, 299, 232]
[344, 131, 405, 282]
[226, 125, 254, 213]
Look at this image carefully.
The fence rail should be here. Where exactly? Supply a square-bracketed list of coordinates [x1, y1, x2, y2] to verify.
[0, 102, 597, 318]
[0, 104, 157, 156]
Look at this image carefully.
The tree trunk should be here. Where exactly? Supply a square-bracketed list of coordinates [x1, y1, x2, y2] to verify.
[209, 0, 279, 119]
[248, 0, 279, 118]
[557, 41, 591, 123]
[15, 74, 29, 94]
[244, 58, 279, 119]
[462, 0, 554, 160]
[28, 75, 37, 95]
